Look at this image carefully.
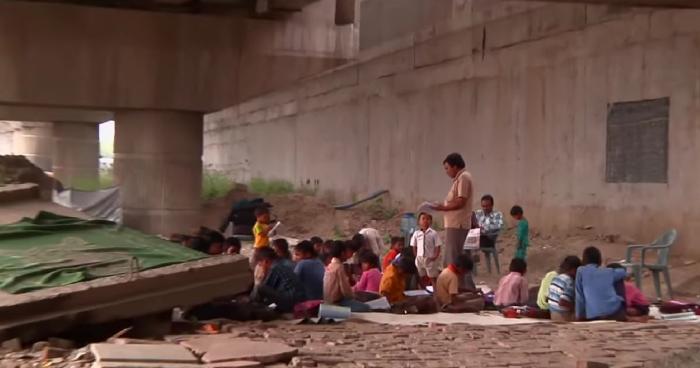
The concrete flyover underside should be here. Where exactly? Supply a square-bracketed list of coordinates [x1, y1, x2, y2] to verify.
[516, 0, 700, 8]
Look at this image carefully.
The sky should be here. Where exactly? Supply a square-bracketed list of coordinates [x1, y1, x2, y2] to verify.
[99, 120, 114, 158]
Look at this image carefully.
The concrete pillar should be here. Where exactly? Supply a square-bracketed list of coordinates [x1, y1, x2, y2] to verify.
[12, 121, 53, 171]
[52, 122, 100, 190]
[114, 110, 203, 235]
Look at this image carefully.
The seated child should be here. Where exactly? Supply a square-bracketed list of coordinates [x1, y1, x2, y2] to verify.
[435, 254, 484, 313]
[345, 237, 365, 284]
[323, 241, 370, 312]
[310, 236, 324, 256]
[383, 236, 404, 271]
[494, 258, 529, 307]
[411, 212, 443, 287]
[536, 270, 558, 311]
[607, 263, 650, 318]
[272, 238, 295, 269]
[353, 250, 382, 294]
[379, 256, 412, 304]
[205, 231, 225, 255]
[548, 255, 582, 321]
[320, 240, 334, 265]
[575, 247, 627, 321]
[380, 256, 434, 313]
[224, 237, 242, 255]
[293, 240, 325, 300]
[250, 247, 306, 313]
[510, 205, 529, 260]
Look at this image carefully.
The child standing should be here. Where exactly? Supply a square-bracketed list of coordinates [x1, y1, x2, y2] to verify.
[252, 206, 275, 249]
[548, 256, 582, 321]
[494, 258, 529, 307]
[410, 212, 443, 287]
[510, 205, 529, 260]
[382, 237, 404, 271]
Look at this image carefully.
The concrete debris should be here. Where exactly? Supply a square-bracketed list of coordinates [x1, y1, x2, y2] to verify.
[192, 337, 297, 364]
[41, 347, 69, 360]
[48, 338, 76, 350]
[206, 362, 263, 368]
[1, 339, 21, 353]
[90, 343, 198, 364]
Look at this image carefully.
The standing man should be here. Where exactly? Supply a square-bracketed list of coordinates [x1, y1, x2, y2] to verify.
[430, 153, 474, 288]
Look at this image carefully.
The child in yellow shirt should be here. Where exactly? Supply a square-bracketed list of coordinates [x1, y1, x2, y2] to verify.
[252, 206, 276, 248]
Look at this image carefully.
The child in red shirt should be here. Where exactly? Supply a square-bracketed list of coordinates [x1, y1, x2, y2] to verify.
[382, 236, 404, 271]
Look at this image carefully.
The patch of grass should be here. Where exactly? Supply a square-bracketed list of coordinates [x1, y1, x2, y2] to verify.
[202, 170, 233, 201]
[249, 178, 294, 195]
[366, 197, 399, 221]
[99, 169, 114, 189]
[333, 225, 345, 240]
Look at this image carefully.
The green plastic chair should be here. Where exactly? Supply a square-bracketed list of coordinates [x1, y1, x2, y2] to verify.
[621, 229, 677, 300]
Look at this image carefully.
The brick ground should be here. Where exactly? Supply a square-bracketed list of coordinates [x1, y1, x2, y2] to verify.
[221, 320, 700, 368]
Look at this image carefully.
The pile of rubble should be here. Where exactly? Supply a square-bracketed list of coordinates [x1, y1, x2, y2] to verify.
[0, 155, 59, 200]
[2, 317, 700, 368]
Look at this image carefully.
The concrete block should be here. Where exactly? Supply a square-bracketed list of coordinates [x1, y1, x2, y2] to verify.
[359, 49, 414, 82]
[304, 66, 358, 97]
[41, 347, 68, 360]
[1, 338, 21, 352]
[280, 101, 299, 117]
[90, 343, 198, 364]
[197, 338, 297, 364]
[392, 57, 466, 94]
[529, 4, 587, 40]
[206, 361, 262, 368]
[301, 86, 360, 112]
[414, 28, 474, 68]
[650, 8, 700, 40]
[92, 363, 201, 368]
[486, 4, 586, 51]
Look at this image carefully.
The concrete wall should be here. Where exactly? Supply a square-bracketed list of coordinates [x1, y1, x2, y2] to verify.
[204, 1, 700, 256]
[0, 0, 354, 113]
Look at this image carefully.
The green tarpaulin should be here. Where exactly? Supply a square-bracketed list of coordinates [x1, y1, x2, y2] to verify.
[0, 212, 207, 294]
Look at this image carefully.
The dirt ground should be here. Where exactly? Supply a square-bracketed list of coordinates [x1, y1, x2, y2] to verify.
[202, 188, 700, 302]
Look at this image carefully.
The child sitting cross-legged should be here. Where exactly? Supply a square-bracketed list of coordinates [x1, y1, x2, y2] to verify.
[380, 256, 437, 314]
[435, 254, 484, 313]
[323, 241, 370, 312]
[547, 255, 582, 321]
[607, 263, 650, 321]
[494, 258, 529, 308]
[353, 250, 382, 294]
[293, 240, 325, 301]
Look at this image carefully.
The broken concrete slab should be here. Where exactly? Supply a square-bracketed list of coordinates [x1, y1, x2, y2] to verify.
[91, 363, 202, 368]
[199, 338, 297, 364]
[0, 256, 252, 342]
[206, 362, 263, 368]
[1, 338, 21, 352]
[177, 334, 243, 355]
[91, 343, 198, 364]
